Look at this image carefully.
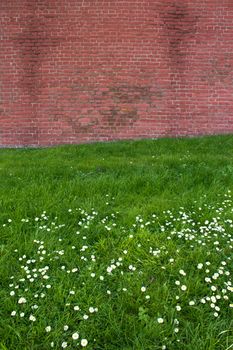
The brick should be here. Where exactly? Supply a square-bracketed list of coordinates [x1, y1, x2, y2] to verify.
[1, 0, 233, 146]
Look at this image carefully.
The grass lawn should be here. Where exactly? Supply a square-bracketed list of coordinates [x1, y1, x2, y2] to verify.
[0, 135, 232, 350]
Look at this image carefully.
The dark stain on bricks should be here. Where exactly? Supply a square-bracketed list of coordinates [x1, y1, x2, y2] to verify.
[201, 56, 233, 85]
[69, 84, 160, 130]
[109, 85, 153, 104]
[100, 106, 138, 130]
[160, 2, 198, 68]
[13, 2, 62, 102]
[0, 108, 5, 116]
[99, 85, 156, 128]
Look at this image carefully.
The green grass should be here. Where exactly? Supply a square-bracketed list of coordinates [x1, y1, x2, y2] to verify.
[0, 135, 233, 350]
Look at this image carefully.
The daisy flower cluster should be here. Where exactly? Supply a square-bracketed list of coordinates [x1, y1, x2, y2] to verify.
[2, 192, 233, 349]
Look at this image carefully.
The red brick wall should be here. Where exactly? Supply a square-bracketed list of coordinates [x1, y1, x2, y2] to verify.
[1, 0, 233, 146]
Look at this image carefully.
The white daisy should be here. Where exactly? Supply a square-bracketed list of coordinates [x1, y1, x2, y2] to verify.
[72, 332, 79, 340]
[81, 339, 88, 347]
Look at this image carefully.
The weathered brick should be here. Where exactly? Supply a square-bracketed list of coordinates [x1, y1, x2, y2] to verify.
[1, 0, 233, 146]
